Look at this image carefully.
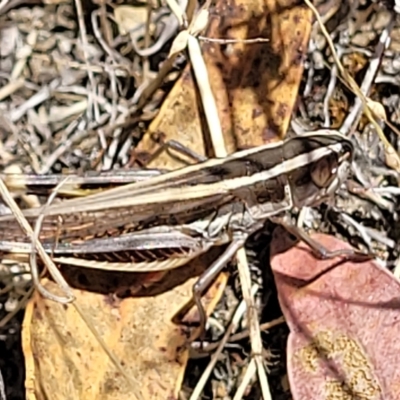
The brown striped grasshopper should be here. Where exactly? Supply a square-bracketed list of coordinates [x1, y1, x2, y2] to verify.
[0, 129, 358, 335]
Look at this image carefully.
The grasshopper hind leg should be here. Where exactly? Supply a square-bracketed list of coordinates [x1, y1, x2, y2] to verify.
[175, 238, 247, 343]
[279, 221, 373, 261]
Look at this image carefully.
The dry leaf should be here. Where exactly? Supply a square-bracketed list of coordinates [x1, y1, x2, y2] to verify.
[134, 67, 207, 168]
[23, 253, 228, 400]
[138, 0, 312, 164]
[270, 227, 400, 399]
[24, 279, 191, 400]
[202, 0, 312, 148]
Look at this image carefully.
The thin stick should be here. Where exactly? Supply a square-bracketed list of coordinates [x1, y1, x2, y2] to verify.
[188, 23, 272, 399]
[187, 34, 226, 157]
[233, 358, 257, 400]
[0, 179, 74, 303]
[74, 0, 98, 122]
[0, 286, 34, 328]
[31, 179, 73, 302]
[340, 18, 394, 135]
[304, 0, 400, 171]
[189, 285, 259, 400]
[235, 249, 272, 400]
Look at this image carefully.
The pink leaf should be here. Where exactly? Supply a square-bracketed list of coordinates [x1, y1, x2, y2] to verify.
[270, 227, 400, 400]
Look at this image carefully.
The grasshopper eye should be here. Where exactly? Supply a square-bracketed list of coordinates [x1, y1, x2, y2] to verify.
[310, 153, 338, 188]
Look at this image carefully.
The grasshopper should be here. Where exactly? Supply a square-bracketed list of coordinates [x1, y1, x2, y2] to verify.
[0, 129, 354, 334]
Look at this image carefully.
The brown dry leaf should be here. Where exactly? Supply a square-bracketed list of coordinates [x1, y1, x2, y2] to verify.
[203, 0, 312, 148]
[137, 0, 312, 164]
[23, 251, 228, 400]
[24, 279, 191, 400]
[270, 228, 400, 399]
[135, 68, 207, 168]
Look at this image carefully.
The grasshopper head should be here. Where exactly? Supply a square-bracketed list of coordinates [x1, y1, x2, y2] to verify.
[289, 137, 353, 208]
